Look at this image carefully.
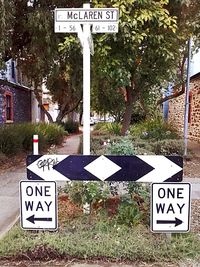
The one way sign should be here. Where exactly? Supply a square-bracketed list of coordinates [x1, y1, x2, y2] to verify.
[27, 155, 183, 183]
[20, 181, 57, 230]
[151, 183, 191, 233]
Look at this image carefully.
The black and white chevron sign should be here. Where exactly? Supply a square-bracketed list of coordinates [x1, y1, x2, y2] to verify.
[26, 155, 183, 183]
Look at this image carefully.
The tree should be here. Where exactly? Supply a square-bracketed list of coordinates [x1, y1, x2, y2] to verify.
[0, 0, 84, 122]
[0, 0, 14, 66]
[47, 36, 83, 122]
[91, 0, 179, 135]
[157, 0, 200, 105]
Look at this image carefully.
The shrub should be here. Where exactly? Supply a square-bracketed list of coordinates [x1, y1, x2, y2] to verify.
[62, 181, 110, 212]
[115, 197, 143, 226]
[105, 123, 121, 135]
[106, 138, 135, 155]
[59, 120, 79, 133]
[151, 139, 184, 155]
[93, 122, 107, 131]
[0, 123, 65, 155]
[130, 118, 178, 141]
[93, 122, 121, 135]
[36, 123, 65, 146]
[0, 125, 23, 155]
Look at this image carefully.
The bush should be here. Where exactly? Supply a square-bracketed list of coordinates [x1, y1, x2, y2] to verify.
[59, 120, 79, 133]
[0, 123, 65, 155]
[36, 123, 65, 146]
[93, 122, 121, 135]
[130, 118, 178, 141]
[151, 139, 184, 155]
[106, 138, 135, 155]
[0, 125, 23, 155]
[115, 197, 143, 226]
[93, 122, 107, 131]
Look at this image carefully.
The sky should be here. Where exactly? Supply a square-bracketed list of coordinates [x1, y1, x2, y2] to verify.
[191, 50, 200, 76]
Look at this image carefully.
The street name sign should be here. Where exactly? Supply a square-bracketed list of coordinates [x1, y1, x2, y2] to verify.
[55, 8, 119, 22]
[20, 181, 57, 230]
[151, 183, 191, 233]
[54, 8, 119, 34]
[55, 23, 79, 33]
[27, 155, 183, 183]
[92, 22, 118, 33]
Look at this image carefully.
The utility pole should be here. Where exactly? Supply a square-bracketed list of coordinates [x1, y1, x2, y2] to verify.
[184, 37, 192, 157]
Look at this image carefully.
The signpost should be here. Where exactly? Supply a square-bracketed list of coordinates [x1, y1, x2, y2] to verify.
[20, 181, 57, 230]
[151, 183, 191, 233]
[27, 155, 183, 183]
[54, 5, 119, 155]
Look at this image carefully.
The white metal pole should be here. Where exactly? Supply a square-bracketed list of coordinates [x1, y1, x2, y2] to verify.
[184, 37, 192, 157]
[33, 134, 39, 155]
[83, 2, 91, 155]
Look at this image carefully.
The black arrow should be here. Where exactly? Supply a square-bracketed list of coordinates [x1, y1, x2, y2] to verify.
[26, 215, 52, 224]
[156, 217, 183, 227]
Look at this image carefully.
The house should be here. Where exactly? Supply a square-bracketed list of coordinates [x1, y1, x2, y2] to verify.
[0, 59, 42, 124]
[168, 72, 200, 142]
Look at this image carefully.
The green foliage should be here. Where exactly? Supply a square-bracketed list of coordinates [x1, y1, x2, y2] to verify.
[62, 181, 109, 208]
[104, 123, 122, 135]
[0, 123, 65, 155]
[35, 123, 66, 146]
[59, 120, 79, 133]
[0, 126, 22, 155]
[115, 197, 143, 226]
[151, 139, 184, 155]
[130, 103, 147, 124]
[130, 118, 178, 140]
[127, 183, 150, 200]
[107, 138, 135, 155]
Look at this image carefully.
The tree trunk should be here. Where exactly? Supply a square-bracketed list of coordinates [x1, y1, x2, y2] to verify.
[121, 86, 134, 136]
[157, 54, 187, 106]
[56, 97, 82, 123]
[40, 104, 54, 123]
[33, 84, 54, 123]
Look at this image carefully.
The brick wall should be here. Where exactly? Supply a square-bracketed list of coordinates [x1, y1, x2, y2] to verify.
[168, 77, 200, 142]
[0, 84, 32, 124]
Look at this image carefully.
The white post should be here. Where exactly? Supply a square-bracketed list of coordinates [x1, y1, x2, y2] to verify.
[33, 134, 39, 155]
[83, 2, 91, 156]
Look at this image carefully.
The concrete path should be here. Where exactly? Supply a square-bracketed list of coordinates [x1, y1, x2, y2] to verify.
[0, 134, 81, 238]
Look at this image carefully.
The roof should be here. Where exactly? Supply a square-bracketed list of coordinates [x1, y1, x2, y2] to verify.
[0, 79, 32, 92]
[190, 72, 200, 81]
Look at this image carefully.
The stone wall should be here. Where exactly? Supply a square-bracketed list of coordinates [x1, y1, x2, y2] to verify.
[168, 77, 200, 142]
[0, 83, 32, 124]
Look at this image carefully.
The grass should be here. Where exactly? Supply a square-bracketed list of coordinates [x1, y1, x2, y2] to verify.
[0, 218, 200, 262]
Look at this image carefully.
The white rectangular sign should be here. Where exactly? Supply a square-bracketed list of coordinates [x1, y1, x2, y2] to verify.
[20, 181, 57, 230]
[151, 183, 191, 233]
[54, 22, 79, 33]
[92, 23, 118, 33]
[55, 8, 119, 23]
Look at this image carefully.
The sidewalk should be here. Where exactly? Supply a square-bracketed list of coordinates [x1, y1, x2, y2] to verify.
[57, 134, 81, 155]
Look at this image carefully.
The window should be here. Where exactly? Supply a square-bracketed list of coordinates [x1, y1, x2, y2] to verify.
[11, 60, 16, 80]
[4, 92, 13, 121]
